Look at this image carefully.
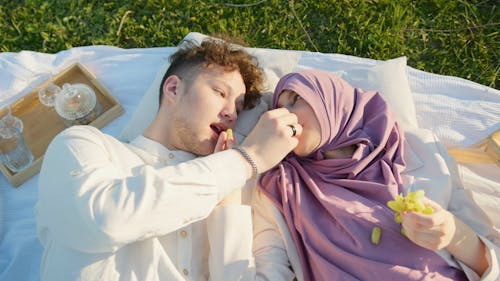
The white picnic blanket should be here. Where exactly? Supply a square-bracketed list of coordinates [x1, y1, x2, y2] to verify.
[0, 34, 499, 280]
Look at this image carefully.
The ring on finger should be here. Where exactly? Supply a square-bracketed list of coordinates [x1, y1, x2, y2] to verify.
[288, 124, 297, 137]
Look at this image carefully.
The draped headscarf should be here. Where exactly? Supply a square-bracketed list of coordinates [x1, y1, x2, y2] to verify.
[259, 69, 466, 281]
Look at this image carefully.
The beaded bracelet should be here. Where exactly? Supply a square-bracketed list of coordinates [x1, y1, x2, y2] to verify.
[233, 146, 258, 179]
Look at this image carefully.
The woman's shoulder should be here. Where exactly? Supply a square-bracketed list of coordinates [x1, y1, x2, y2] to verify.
[401, 127, 453, 206]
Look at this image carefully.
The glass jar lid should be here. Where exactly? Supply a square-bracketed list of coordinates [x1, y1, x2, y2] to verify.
[55, 83, 97, 120]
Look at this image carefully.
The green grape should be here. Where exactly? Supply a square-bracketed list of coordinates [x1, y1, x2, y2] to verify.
[423, 206, 434, 214]
[394, 213, 402, 223]
[371, 226, 381, 245]
[407, 189, 425, 201]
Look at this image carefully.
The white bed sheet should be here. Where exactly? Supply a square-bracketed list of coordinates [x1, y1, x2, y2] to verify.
[0, 45, 499, 280]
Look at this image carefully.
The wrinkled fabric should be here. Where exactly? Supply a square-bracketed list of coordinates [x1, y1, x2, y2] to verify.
[260, 69, 467, 281]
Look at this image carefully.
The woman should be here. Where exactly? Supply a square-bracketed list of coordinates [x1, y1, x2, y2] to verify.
[252, 69, 498, 281]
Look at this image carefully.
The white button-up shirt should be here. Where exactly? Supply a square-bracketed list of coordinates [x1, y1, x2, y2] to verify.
[36, 126, 255, 281]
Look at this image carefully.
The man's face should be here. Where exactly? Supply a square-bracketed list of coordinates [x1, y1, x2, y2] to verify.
[169, 65, 246, 156]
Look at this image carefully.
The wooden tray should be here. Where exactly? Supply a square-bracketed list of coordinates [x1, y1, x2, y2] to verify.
[448, 129, 500, 168]
[0, 62, 124, 187]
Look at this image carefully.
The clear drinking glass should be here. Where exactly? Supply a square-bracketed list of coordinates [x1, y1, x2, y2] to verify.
[0, 121, 34, 173]
[38, 76, 61, 107]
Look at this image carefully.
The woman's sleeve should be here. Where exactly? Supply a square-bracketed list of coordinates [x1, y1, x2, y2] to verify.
[251, 188, 297, 281]
[436, 137, 500, 281]
[404, 128, 499, 280]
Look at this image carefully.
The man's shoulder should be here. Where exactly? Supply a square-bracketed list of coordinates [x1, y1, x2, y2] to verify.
[59, 125, 103, 136]
[50, 125, 122, 149]
[55, 125, 116, 142]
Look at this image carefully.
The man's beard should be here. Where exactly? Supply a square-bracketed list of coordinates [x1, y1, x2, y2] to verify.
[172, 115, 212, 156]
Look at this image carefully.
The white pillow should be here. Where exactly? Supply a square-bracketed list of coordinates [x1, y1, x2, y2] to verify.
[294, 55, 418, 129]
[118, 50, 174, 142]
[119, 32, 301, 142]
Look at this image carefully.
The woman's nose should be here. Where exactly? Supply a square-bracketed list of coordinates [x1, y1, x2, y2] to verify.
[276, 101, 294, 112]
[285, 104, 295, 113]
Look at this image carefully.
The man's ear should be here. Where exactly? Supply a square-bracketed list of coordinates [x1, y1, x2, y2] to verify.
[161, 75, 181, 104]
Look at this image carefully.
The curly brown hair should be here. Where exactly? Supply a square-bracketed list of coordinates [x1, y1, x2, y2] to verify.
[159, 38, 264, 109]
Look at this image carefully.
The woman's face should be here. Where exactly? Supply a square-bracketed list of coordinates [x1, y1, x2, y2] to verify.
[276, 90, 322, 157]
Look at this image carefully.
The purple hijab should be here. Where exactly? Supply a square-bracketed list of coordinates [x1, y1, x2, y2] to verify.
[259, 70, 466, 281]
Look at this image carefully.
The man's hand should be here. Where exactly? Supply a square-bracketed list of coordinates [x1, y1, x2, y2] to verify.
[214, 129, 236, 153]
[240, 108, 302, 174]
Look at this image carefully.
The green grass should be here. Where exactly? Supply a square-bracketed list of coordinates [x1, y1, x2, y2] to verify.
[0, 0, 498, 88]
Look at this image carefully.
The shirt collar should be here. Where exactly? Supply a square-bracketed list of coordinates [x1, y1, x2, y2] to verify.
[130, 135, 197, 165]
[402, 139, 424, 174]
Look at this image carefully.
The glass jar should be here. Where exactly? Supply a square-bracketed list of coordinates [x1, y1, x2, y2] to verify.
[54, 83, 102, 126]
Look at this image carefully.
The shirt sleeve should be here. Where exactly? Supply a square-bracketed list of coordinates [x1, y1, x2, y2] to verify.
[36, 126, 248, 254]
[436, 137, 500, 281]
[203, 184, 296, 281]
[251, 188, 297, 281]
[447, 185, 500, 281]
[207, 204, 256, 281]
[457, 237, 499, 281]
[402, 128, 499, 280]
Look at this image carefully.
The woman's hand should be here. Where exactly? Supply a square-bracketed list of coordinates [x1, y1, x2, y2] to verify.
[401, 197, 488, 276]
[401, 198, 455, 250]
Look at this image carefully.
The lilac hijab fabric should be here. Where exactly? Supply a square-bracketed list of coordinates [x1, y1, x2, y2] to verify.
[259, 70, 466, 281]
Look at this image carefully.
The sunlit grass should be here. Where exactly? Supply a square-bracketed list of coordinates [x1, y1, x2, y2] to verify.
[0, 0, 497, 88]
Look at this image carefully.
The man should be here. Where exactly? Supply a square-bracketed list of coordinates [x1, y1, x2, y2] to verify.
[36, 38, 302, 280]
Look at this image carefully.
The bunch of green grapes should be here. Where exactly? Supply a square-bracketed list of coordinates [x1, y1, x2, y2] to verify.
[386, 189, 434, 236]
[371, 190, 435, 245]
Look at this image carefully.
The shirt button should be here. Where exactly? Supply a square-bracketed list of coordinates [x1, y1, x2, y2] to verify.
[183, 268, 189, 276]
[180, 230, 187, 238]
[169, 153, 174, 159]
